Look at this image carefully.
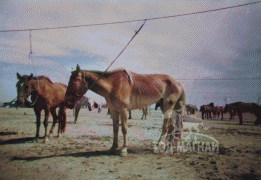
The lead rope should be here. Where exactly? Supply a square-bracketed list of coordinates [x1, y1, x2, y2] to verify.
[87, 20, 147, 90]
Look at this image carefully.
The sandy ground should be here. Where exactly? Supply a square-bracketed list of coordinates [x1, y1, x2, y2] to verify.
[0, 107, 261, 180]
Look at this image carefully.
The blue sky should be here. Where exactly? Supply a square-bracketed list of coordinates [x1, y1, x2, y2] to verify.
[1, 0, 261, 108]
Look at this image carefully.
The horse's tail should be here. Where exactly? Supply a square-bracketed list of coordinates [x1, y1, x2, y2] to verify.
[59, 103, 67, 133]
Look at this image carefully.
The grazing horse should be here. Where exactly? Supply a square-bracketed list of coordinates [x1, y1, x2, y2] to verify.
[200, 103, 214, 120]
[16, 73, 67, 142]
[185, 104, 197, 114]
[61, 64, 186, 156]
[73, 96, 92, 123]
[224, 102, 258, 125]
[224, 104, 237, 120]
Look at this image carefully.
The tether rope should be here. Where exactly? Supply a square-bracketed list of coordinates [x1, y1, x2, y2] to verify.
[87, 20, 147, 90]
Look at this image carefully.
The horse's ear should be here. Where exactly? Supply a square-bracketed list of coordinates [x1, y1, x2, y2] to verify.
[29, 73, 33, 80]
[76, 64, 80, 75]
[17, 73, 22, 80]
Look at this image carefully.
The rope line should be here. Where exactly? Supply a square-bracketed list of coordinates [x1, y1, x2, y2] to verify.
[0, 1, 260, 33]
[28, 30, 39, 107]
[88, 20, 146, 90]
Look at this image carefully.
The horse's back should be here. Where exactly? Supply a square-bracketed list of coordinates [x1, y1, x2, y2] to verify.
[43, 82, 67, 107]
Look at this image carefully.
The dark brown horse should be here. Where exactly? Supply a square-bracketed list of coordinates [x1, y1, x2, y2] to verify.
[253, 103, 261, 125]
[61, 64, 186, 156]
[223, 104, 237, 120]
[213, 106, 224, 120]
[224, 102, 259, 125]
[185, 104, 197, 114]
[200, 103, 214, 120]
[16, 73, 67, 142]
[73, 96, 92, 123]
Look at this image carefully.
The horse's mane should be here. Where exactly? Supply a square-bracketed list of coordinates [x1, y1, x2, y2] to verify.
[32, 76, 53, 84]
[83, 69, 134, 85]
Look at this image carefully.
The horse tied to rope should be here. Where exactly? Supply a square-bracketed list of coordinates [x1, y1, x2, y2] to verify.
[60, 64, 186, 156]
[16, 73, 68, 143]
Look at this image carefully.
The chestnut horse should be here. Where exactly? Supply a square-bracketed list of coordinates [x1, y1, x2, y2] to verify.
[16, 73, 67, 142]
[61, 64, 186, 156]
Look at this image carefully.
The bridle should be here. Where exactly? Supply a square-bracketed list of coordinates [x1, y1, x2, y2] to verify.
[19, 78, 39, 107]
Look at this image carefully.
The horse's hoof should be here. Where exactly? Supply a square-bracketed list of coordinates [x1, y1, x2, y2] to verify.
[120, 147, 128, 156]
[57, 133, 62, 138]
[33, 138, 39, 143]
[43, 137, 49, 143]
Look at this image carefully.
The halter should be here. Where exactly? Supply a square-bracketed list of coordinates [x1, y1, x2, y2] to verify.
[19, 77, 39, 107]
[29, 79, 39, 106]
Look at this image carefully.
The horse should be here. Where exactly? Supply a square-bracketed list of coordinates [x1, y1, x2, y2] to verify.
[141, 106, 148, 120]
[127, 106, 148, 120]
[185, 104, 197, 114]
[16, 73, 67, 142]
[224, 104, 238, 121]
[224, 102, 258, 125]
[200, 103, 214, 120]
[73, 96, 92, 124]
[108, 107, 147, 120]
[61, 64, 186, 156]
[213, 106, 224, 120]
[253, 103, 261, 125]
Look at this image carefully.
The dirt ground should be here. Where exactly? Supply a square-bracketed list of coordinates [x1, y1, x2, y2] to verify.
[0, 107, 261, 180]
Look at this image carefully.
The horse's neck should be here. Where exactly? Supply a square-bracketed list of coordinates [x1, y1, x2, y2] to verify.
[86, 72, 112, 98]
[31, 79, 47, 96]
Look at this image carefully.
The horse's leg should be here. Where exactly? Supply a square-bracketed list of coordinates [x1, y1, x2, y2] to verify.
[43, 108, 50, 143]
[110, 109, 120, 151]
[49, 107, 58, 137]
[128, 110, 131, 119]
[239, 112, 243, 125]
[157, 107, 173, 145]
[74, 106, 80, 124]
[34, 108, 41, 142]
[120, 109, 128, 156]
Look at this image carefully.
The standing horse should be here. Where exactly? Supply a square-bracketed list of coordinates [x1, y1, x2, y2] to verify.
[224, 102, 258, 125]
[16, 73, 67, 142]
[127, 106, 148, 120]
[200, 103, 214, 120]
[141, 106, 148, 120]
[61, 64, 186, 156]
[73, 96, 92, 124]
[185, 104, 197, 114]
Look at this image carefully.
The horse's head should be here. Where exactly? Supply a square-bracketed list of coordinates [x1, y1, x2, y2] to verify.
[65, 64, 89, 109]
[224, 104, 232, 113]
[16, 73, 34, 107]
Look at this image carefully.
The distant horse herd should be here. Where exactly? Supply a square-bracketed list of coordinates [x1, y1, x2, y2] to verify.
[15, 65, 261, 156]
[200, 102, 261, 125]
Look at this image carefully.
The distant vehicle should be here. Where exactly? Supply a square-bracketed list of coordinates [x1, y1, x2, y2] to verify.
[2, 99, 17, 108]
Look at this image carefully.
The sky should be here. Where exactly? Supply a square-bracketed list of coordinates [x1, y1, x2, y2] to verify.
[0, 0, 260, 108]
